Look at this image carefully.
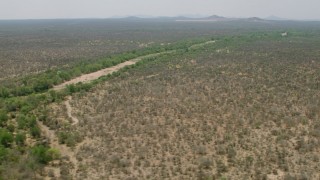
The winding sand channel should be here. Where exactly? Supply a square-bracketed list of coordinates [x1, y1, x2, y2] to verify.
[53, 51, 175, 90]
[53, 41, 215, 91]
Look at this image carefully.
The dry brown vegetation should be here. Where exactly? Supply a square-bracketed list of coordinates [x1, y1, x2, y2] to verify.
[46, 35, 320, 179]
[0, 19, 241, 79]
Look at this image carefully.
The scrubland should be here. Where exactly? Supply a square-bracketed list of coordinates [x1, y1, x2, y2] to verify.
[47, 32, 320, 179]
[0, 20, 320, 179]
[0, 19, 246, 79]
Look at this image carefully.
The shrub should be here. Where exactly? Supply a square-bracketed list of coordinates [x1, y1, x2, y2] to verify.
[58, 131, 68, 144]
[17, 114, 36, 130]
[0, 145, 8, 162]
[0, 88, 10, 98]
[0, 110, 8, 126]
[31, 145, 59, 164]
[13, 86, 34, 96]
[48, 90, 58, 102]
[7, 124, 15, 132]
[30, 126, 41, 138]
[58, 131, 81, 147]
[17, 114, 27, 129]
[5, 98, 23, 112]
[33, 79, 53, 92]
[20, 105, 33, 114]
[198, 157, 213, 169]
[15, 133, 26, 146]
[0, 128, 14, 147]
[46, 148, 61, 160]
[66, 84, 77, 94]
[57, 71, 71, 81]
[216, 160, 228, 174]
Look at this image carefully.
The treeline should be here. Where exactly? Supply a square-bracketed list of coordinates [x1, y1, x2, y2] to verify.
[0, 51, 143, 98]
[0, 50, 166, 178]
[0, 38, 208, 99]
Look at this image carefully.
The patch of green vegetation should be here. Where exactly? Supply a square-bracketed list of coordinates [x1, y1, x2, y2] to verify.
[31, 145, 60, 164]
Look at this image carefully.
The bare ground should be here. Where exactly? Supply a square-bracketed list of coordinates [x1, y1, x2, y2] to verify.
[65, 96, 79, 125]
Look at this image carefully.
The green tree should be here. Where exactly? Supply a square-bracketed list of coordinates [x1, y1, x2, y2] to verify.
[33, 78, 52, 92]
[31, 145, 51, 164]
[31, 145, 59, 164]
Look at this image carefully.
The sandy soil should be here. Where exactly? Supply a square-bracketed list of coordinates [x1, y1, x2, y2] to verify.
[65, 96, 79, 125]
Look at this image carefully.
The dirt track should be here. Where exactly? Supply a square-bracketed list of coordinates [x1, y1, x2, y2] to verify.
[37, 121, 78, 177]
[65, 96, 79, 125]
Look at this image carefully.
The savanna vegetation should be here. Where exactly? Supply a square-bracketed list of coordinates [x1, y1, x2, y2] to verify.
[49, 30, 320, 179]
[1, 18, 317, 79]
[0, 19, 320, 179]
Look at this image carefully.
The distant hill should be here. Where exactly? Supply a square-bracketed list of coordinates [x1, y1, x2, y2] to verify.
[124, 16, 142, 20]
[204, 15, 227, 20]
[175, 15, 269, 22]
[175, 15, 234, 22]
[110, 15, 318, 22]
[265, 15, 290, 21]
[247, 17, 264, 21]
[242, 17, 268, 22]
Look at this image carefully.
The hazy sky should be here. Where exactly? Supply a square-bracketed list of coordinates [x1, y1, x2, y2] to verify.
[1, 0, 319, 20]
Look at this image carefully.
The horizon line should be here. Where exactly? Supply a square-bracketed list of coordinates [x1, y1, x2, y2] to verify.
[0, 15, 319, 22]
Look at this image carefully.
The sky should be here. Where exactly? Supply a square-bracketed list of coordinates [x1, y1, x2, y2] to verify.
[1, 0, 320, 20]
